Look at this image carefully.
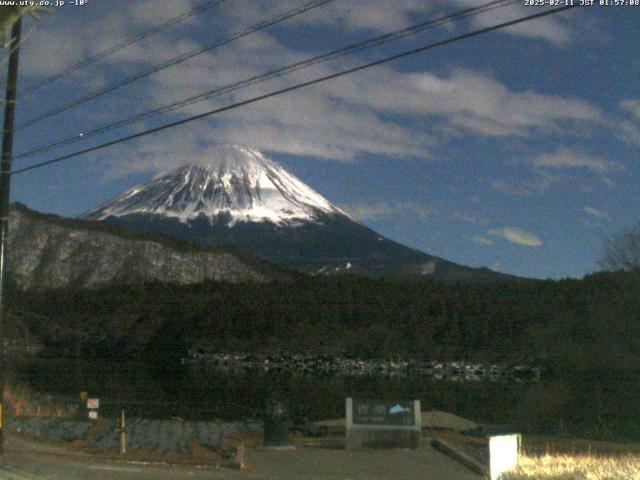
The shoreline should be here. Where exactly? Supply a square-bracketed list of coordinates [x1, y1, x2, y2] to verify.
[186, 352, 543, 382]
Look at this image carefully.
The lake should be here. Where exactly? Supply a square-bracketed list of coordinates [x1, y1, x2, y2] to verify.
[8, 357, 640, 441]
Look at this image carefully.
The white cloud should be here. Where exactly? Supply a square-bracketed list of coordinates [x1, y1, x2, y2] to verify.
[532, 148, 621, 173]
[488, 226, 543, 247]
[286, 0, 428, 33]
[19, 1, 158, 79]
[34, 0, 597, 174]
[345, 201, 436, 222]
[454, 211, 489, 226]
[17, 0, 608, 180]
[618, 121, 640, 146]
[129, 0, 201, 26]
[20, 0, 210, 80]
[620, 99, 640, 119]
[20, 20, 91, 78]
[616, 99, 640, 146]
[490, 179, 531, 197]
[441, 0, 574, 45]
[472, 235, 494, 246]
[124, 62, 603, 170]
[490, 171, 563, 197]
[99, 127, 227, 179]
[339, 67, 601, 134]
[245, 0, 574, 44]
[583, 206, 609, 220]
[601, 176, 615, 188]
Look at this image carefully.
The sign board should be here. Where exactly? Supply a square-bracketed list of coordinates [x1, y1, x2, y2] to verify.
[346, 398, 421, 449]
[80, 391, 88, 401]
[88, 410, 99, 420]
[352, 399, 416, 426]
[87, 398, 100, 410]
[488, 434, 521, 480]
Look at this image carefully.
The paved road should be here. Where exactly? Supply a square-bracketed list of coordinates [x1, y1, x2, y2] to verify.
[3, 435, 239, 480]
[246, 444, 482, 480]
[0, 454, 241, 480]
[0, 435, 482, 480]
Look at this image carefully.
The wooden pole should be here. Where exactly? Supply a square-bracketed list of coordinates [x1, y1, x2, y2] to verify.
[234, 443, 246, 470]
[0, 14, 22, 456]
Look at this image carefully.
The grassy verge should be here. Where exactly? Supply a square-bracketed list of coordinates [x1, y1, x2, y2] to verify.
[502, 453, 640, 479]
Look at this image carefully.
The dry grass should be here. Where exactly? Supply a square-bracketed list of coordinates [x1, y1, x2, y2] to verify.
[501, 453, 640, 480]
[4, 381, 79, 418]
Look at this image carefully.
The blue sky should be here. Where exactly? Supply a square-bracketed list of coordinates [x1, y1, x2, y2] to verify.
[6, 0, 640, 279]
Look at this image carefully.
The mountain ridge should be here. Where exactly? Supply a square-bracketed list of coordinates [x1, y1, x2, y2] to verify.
[83, 146, 514, 282]
[7, 202, 289, 290]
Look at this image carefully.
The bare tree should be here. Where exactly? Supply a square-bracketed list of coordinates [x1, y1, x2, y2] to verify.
[0, 6, 49, 46]
[600, 223, 640, 271]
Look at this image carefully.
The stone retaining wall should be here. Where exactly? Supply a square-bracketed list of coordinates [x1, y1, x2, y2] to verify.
[8, 416, 261, 454]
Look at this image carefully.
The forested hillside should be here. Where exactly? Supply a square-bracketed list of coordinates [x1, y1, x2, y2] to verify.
[7, 269, 640, 376]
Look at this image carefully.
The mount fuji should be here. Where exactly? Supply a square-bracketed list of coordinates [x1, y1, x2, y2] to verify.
[83, 146, 507, 281]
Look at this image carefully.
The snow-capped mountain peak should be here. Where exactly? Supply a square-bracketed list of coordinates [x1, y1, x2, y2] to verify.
[84, 145, 348, 226]
[81, 145, 512, 281]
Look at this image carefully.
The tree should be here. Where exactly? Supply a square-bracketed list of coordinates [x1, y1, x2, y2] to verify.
[0, 6, 49, 46]
[600, 223, 640, 271]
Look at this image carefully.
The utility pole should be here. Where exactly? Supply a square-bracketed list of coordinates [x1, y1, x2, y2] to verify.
[0, 15, 22, 455]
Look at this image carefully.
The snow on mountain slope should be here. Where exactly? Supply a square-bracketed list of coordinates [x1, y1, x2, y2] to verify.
[82, 145, 515, 281]
[84, 145, 349, 226]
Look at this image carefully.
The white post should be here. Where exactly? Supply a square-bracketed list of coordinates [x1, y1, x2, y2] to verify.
[119, 409, 126, 455]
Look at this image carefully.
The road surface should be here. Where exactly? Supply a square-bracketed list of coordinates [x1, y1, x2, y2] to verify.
[0, 434, 482, 479]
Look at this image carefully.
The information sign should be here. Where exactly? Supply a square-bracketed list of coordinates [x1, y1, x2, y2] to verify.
[352, 399, 416, 426]
[345, 398, 421, 449]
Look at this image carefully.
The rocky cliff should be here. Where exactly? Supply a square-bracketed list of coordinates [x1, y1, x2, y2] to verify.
[7, 203, 278, 291]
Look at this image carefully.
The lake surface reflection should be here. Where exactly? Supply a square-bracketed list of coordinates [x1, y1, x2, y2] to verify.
[9, 357, 640, 441]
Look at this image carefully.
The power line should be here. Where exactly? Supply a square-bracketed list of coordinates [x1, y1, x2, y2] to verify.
[17, 0, 231, 95]
[14, 0, 514, 155]
[14, 0, 338, 131]
[12, 5, 576, 177]
[14, 0, 517, 160]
